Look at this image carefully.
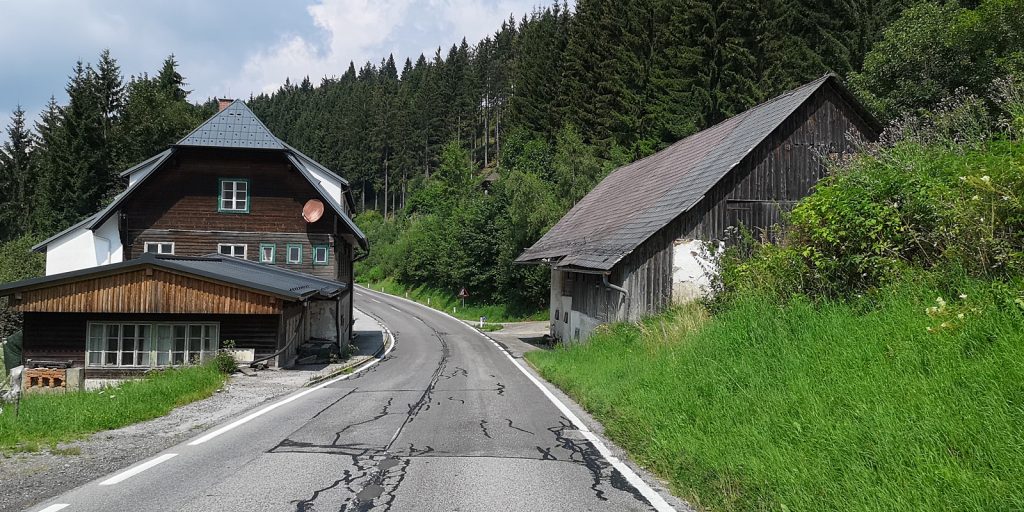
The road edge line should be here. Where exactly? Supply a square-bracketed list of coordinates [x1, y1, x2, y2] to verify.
[98, 453, 178, 486]
[355, 286, 676, 512]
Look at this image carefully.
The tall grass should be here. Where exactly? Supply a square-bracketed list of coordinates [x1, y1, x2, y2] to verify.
[0, 363, 226, 452]
[361, 277, 546, 322]
[526, 278, 1024, 511]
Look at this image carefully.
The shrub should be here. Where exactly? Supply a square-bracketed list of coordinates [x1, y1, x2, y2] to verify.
[211, 351, 238, 374]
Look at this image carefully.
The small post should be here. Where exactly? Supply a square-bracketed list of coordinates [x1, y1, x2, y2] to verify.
[427, 297, 431, 306]
[479, 317, 484, 328]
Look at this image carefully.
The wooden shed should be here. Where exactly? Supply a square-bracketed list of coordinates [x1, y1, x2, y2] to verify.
[0, 253, 346, 376]
[516, 75, 881, 341]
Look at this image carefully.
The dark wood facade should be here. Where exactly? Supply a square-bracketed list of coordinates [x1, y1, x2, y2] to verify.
[557, 81, 878, 337]
[22, 312, 280, 376]
[122, 148, 349, 281]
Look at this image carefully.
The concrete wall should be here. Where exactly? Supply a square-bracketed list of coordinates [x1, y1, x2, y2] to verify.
[309, 300, 341, 342]
[671, 239, 722, 303]
[45, 216, 123, 276]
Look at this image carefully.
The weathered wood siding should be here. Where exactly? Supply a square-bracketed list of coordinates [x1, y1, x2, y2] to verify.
[22, 312, 279, 370]
[565, 83, 877, 332]
[12, 268, 282, 315]
[123, 147, 345, 280]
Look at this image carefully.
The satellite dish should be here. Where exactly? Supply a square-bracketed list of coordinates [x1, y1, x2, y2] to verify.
[302, 199, 325, 223]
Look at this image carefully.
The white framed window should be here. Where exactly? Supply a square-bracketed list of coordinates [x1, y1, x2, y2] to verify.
[218, 178, 250, 213]
[312, 245, 329, 265]
[286, 244, 302, 264]
[86, 322, 218, 368]
[259, 243, 276, 264]
[144, 242, 175, 255]
[218, 243, 247, 259]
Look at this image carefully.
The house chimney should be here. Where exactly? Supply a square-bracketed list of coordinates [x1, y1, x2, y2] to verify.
[217, 98, 234, 112]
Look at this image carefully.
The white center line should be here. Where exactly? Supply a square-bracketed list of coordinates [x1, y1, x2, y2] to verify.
[36, 504, 70, 512]
[99, 453, 178, 486]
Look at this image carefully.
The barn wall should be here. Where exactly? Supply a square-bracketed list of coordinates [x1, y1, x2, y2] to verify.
[12, 268, 282, 315]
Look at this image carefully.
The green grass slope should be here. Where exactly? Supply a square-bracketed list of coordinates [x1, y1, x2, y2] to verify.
[526, 279, 1024, 511]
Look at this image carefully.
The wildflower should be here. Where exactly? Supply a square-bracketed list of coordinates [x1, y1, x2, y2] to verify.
[957, 313, 965, 319]
[1003, 195, 1010, 201]
[972, 195, 980, 201]
[960, 176, 967, 181]
[936, 297, 946, 307]
[981, 175, 991, 183]
[941, 322, 950, 328]
[926, 327, 934, 333]
[959, 294, 968, 299]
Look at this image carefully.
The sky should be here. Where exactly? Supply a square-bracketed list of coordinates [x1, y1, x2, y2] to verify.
[0, 0, 561, 135]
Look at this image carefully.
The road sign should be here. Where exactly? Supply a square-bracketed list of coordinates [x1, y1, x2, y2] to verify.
[458, 287, 469, 298]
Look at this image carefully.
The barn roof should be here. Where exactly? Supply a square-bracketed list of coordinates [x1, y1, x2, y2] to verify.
[0, 253, 346, 301]
[516, 75, 878, 271]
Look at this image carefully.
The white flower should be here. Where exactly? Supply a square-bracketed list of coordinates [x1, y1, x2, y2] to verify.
[981, 175, 991, 183]
[959, 294, 968, 299]
[972, 195, 981, 201]
[936, 297, 946, 307]
[957, 313, 965, 319]
[960, 176, 967, 182]
[1003, 196, 1011, 201]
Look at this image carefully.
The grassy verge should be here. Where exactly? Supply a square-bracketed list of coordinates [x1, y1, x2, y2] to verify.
[525, 278, 1024, 511]
[361, 277, 545, 323]
[0, 363, 227, 453]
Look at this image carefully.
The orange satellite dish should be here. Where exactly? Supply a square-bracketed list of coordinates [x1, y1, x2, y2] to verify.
[302, 199, 325, 223]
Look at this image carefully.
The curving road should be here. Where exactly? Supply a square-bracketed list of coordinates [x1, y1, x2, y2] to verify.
[29, 288, 677, 512]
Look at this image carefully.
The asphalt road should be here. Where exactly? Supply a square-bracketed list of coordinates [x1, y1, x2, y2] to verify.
[30, 288, 677, 512]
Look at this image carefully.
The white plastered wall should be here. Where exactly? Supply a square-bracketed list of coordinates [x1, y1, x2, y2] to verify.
[671, 239, 723, 303]
[44, 216, 123, 275]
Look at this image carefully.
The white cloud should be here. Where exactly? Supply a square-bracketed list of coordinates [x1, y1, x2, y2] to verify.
[227, 0, 414, 95]
[225, 0, 554, 97]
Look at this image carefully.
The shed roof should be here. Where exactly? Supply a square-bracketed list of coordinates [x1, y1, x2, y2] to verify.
[516, 75, 878, 271]
[0, 253, 346, 301]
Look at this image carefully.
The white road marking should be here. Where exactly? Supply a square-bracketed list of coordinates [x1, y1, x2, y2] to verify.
[99, 453, 178, 486]
[388, 304, 402, 313]
[188, 311, 395, 446]
[356, 286, 677, 512]
[36, 504, 70, 512]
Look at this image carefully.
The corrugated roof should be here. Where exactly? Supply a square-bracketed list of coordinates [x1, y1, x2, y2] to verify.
[176, 100, 285, 149]
[0, 253, 345, 301]
[517, 75, 867, 271]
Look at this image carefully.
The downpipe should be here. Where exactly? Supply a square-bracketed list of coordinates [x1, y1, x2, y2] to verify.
[601, 273, 628, 297]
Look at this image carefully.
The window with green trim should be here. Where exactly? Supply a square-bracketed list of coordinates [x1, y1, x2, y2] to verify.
[286, 244, 302, 264]
[312, 245, 329, 265]
[259, 243, 276, 264]
[218, 178, 250, 213]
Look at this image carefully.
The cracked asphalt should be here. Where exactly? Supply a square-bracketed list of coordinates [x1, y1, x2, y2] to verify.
[29, 288, 676, 511]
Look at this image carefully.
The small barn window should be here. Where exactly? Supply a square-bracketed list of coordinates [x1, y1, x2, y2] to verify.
[554, 309, 560, 321]
[561, 271, 575, 296]
[564, 312, 569, 323]
[287, 244, 303, 264]
[144, 242, 174, 255]
[218, 243, 247, 259]
[218, 178, 250, 213]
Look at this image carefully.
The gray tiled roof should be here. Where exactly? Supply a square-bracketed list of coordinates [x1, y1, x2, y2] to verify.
[0, 253, 345, 301]
[176, 100, 285, 149]
[517, 75, 856, 271]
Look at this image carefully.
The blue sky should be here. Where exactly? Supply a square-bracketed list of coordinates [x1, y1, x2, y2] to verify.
[0, 0, 562, 135]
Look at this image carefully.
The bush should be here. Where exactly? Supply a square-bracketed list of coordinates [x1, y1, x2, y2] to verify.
[211, 351, 238, 374]
[723, 140, 1024, 300]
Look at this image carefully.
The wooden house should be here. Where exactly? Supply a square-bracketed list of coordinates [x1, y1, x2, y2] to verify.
[516, 75, 881, 342]
[0, 100, 368, 373]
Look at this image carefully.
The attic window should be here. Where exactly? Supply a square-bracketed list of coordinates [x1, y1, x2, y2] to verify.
[219, 178, 250, 213]
[144, 242, 174, 255]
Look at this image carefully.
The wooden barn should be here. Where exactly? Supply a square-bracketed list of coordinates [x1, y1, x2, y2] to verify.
[516, 75, 881, 342]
